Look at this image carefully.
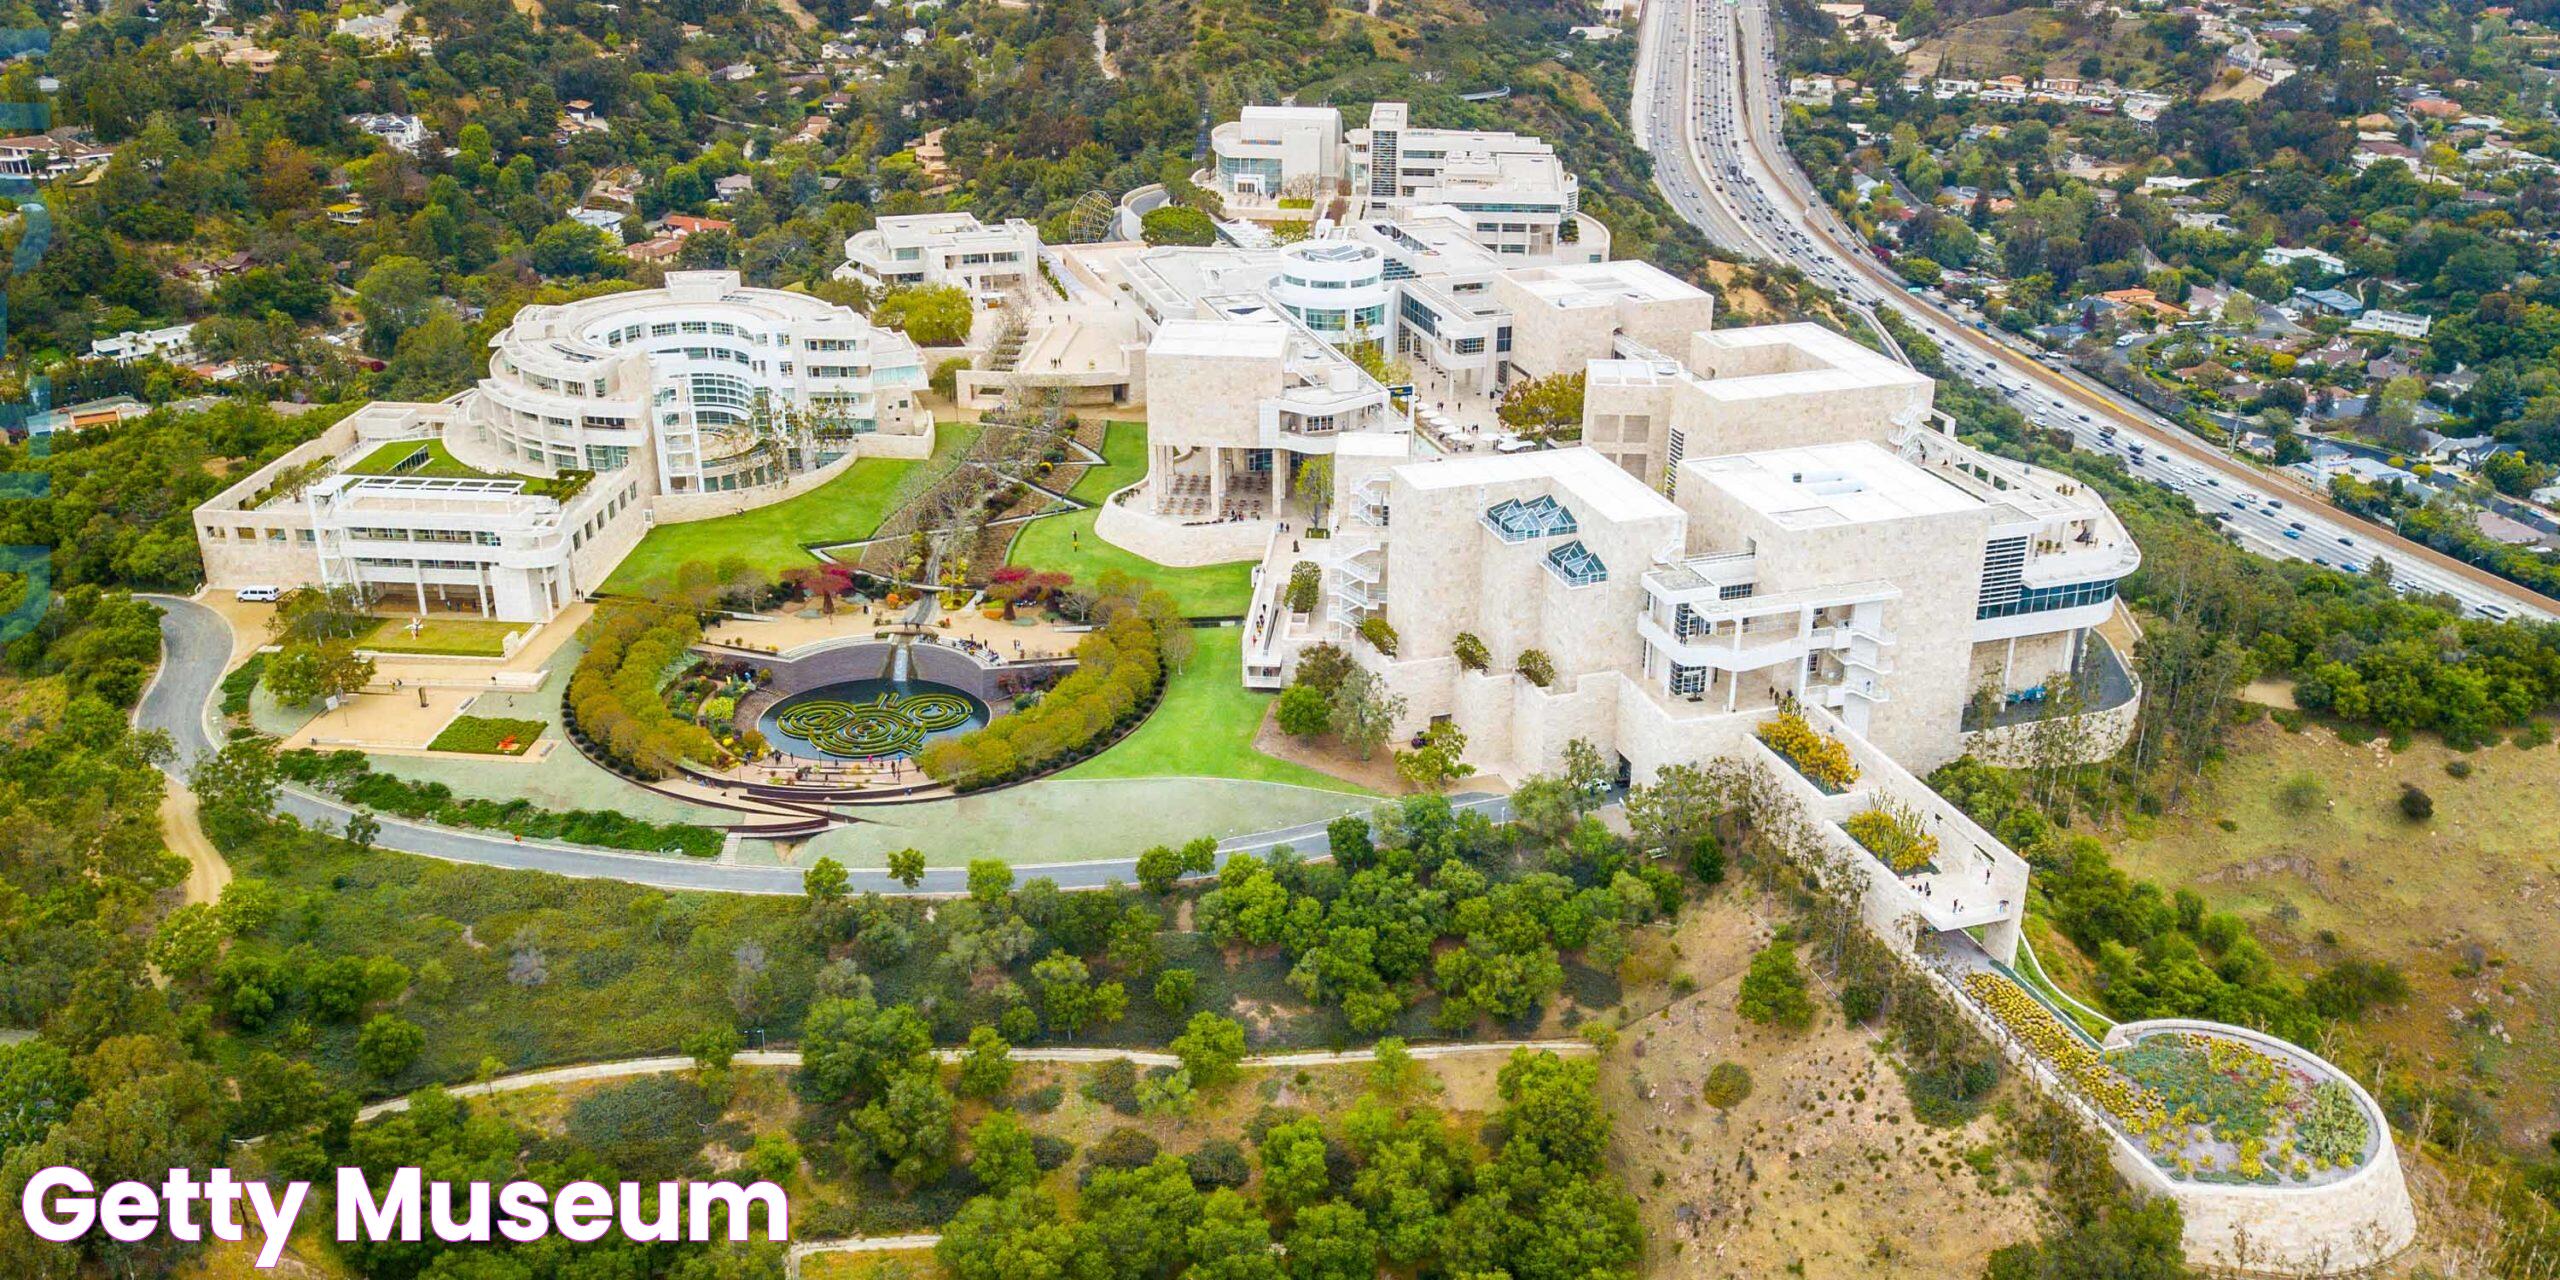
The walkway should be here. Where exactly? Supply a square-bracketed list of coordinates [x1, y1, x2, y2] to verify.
[353, 1039, 1593, 1122]
[141, 595, 1517, 895]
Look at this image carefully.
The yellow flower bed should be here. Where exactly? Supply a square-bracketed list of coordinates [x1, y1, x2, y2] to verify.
[1964, 972, 2164, 1132]
[1845, 806, 1939, 873]
[1758, 711, 1859, 791]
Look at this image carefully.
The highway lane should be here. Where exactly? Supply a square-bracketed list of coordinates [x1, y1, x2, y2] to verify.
[137, 595, 1511, 895]
[1643, 0, 2555, 622]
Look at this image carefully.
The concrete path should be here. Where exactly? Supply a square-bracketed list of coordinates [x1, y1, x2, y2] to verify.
[143, 595, 1518, 896]
[353, 1039, 1593, 1123]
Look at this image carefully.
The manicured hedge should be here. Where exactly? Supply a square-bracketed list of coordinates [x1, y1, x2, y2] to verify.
[564, 603, 723, 779]
[917, 593, 1180, 792]
[278, 748, 726, 857]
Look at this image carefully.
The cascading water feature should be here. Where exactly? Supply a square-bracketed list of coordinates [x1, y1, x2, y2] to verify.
[890, 636, 913, 685]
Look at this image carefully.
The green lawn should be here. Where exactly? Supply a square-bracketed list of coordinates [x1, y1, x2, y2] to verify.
[602, 424, 981, 593]
[1007, 421, 1256, 616]
[427, 715, 546, 755]
[1062, 628, 1366, 792]
[358, 616, 521, 656]
[1006, 508, 1257, 617]
[1068, 420, 1148, 501]
[346, 438, 491, 479]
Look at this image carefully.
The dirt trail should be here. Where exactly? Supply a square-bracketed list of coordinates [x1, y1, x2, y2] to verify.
[165, 783, 234, 907]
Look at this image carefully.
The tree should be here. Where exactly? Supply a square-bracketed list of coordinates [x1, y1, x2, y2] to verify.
[956, 1024, 1014, 1099]
[1030, 950, 1125, 1036]
[1141, 204, 1218, 246]
[1276, 685, 1333, 738]
[1189, 1189, 1282, 1280]
[1171, 1012, 1248, 1090]
[1153, 968, 1197, 1012]
[1736, 940, 1815, 1031]
[1394, 721, 1475, 793]
[936, 1189, 1096, 1280]
[147, 903, 225, 987]
[887, 847, 927, 889]
[799, 996, 933, 1102]
[355, 255, 440, 354]
[1983, 1196, 2191, 1280]
[841, 1069, 956, 1187]
[1495, 370, 1588, 441]
[1257, 1117, 1332, 1212]
[0, 1040, 83, 1150]
[1082, 1155, 1205, 1278]
[264, 639, 375, 707]
[1330, 668, 1405, 761]
[1283, 1201, 1377, 1280]
[531, 221, 613, 278]
[345, 810, 381, 850]
[872, 285, 973, 346]
[968, 859, 1016, 906]
[191, 735, 279, 818]
[1136, 844, 1188, 894]
[805, 856, 850, 903]
[968, 1110, 1041, 1195]
[382, 311, 481, 401]
[683, 1023, 744, 1072]
[2399, 784, 2434, 820]
[355, 1014, 425, 1080]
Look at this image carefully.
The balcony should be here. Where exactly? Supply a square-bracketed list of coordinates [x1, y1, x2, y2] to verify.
[1961, 631, 2138, 731]
[1638, 613, 1810, 673]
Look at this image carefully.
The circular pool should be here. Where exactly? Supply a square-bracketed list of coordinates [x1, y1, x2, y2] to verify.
[758, 679, 989, 760]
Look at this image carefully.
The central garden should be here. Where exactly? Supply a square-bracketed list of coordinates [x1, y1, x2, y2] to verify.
[762, 680, 988, 759]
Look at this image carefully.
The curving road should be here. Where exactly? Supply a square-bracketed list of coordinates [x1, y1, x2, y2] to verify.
[140, 595, 1511, 897]
[1641, 0, 2558, 622]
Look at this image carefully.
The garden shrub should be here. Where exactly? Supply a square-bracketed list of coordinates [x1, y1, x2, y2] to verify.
[920, 585, 1180, 791]
[1184, 1138, 1251, 1188]
[1086, 1125, 1159, 1170]
[1452, 632, 1489, 672]
[1756, 710, 1858, 792]
[1700, 1062, 1752, 1110]
[1516, 648, 1555, 687]
[276, 749, 724, 856]
[1355, 615, 1398, 656]
[1285, 562, 1321, 614]
[1842, 803, 1937, 873]
[566, 603, 723, 779]
[1080, 1057, 1142, 1115]
[2399, 784, 2434, 820]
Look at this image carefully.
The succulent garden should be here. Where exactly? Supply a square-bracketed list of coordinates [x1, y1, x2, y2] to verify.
[1963, 973, 2373, 1187]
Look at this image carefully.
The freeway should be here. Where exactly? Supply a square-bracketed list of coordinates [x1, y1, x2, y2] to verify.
[137, 594, 1507, 896]
[1639, 0, 2558, 622]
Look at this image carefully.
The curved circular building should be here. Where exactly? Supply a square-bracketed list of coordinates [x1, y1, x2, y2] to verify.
[468, 270, 929, 496]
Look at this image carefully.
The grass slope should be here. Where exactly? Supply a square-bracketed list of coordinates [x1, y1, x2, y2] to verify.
[1063, 627, 1365, 793]
[1006, 421, 1258, 617]
[603, 424, 981, 593]
[2099, 716, 2560, 1145]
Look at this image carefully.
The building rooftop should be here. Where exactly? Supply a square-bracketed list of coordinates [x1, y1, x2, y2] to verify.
[1506, 259, 1706, 309]
[1687, 441, 1984, 530]
[1149, 317, 1290, 361]
[1400, 445, 1680, 524]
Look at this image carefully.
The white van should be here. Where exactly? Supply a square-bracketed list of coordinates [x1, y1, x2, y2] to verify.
[234, 585, 282, 603]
